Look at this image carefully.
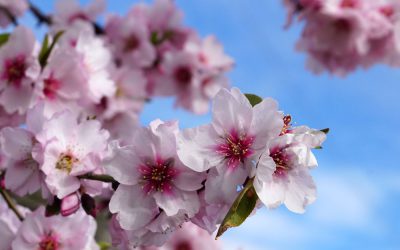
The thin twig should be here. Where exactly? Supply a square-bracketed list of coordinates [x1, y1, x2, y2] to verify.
[0, 5, 18, 26]
[28, 1, 52, 25]
[0, 188, 24, 221]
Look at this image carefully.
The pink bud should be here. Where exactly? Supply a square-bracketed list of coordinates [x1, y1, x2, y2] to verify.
[61, 193, 80, 216]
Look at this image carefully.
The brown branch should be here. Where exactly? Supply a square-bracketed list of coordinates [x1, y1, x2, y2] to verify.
[0, 5, 18, 26]
[0, 188, 24, 221]
[28, 1, 52, 26]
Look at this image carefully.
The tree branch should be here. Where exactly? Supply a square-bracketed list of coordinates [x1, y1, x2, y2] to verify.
[0, 188, 24, 221]
[28, 1, 52, 26]
[0, 5, 18, 26]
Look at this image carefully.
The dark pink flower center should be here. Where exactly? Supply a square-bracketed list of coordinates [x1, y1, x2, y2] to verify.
[39, 234, 59, 250]
[175, 241, 192, 250]
[124, 35, 140, 52]
[270, 146, 292, 178]
[43, 75, 61, 99]
[139, 158, 178, 194]
[2, 55, 26, 87]
[216, 131, 254, 170]
[174, 66, 192, 86]
[68, 12, 89, 23]
[333, 18, 352, 33]
[340, 0, 357, 8]
[380, 6, 394, 17]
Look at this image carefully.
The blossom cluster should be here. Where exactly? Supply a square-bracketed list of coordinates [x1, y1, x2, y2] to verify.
[283, 0, 400, 75]
[0, 0, 327, 249]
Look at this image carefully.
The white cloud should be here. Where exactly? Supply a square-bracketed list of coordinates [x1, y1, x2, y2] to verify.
[221, 166, 400, 250]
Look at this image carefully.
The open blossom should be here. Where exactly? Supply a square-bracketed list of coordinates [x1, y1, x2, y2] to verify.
[190, 191, 229, 234]
[106, 120, 205, 235]
[98, 67, 148, 120]
[105, 11, 156, 68]
[177, 88, 282, 203]
[253, 122, 327, 213]
[35, 110, 109, 199]
[52, 0, 105, 30]
[285, 0, 400, 75]
[0, 26, 40, 114]
[0, 0, 28, 28]
[185, 35, 234, 72]
[0, 104, 50, 197]
[12, 207, 98, 250]
[58, 22, 116, 105]
[36, 47, 87, 117]
[154, 50, 229, 114]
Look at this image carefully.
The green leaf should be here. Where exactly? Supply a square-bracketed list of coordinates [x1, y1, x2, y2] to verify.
[320, 128, 330, 134]
[39, 31, 65, 68]
[216, 179, 258, 238]
[0, 33, 10, 47]
[244, 94, 263, 107]
[98, 242, 111, 250]
[38, 34, 49, 63]
[314, 146, 323, 149]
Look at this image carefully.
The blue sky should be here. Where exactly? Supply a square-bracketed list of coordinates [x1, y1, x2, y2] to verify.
[19, 1, 400, 249]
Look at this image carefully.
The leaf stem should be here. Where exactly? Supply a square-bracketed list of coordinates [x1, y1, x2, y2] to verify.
[79, 173, 116, 183]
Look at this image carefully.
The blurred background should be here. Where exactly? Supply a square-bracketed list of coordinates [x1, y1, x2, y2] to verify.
[17, 0, 400, 249]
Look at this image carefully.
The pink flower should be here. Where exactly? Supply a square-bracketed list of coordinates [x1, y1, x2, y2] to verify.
[178, 87, 282, 173]
[101, 112, 140, 146]
[185, 35, 234, 72]
[36, 110, 110, 199]
[286, 0, 400, 75]
[0, 196, 29, 250]
[99, 67, 148, 120]
[253, 124, 326, 213]
[106, 120, 205, 232]
[105, 13, 156, 68]
[0, 106, 23, 130]
[0, 26, 40, 114]
[0, 0, 28, 28]
[154, 51, 229, 114]
[35, 47, 87, 117]
[60, 192, 80, 216]
[59, 23, 116, 104]
[146, 0, 184, 36]
[177, 88, 283, 204]
[12, 207, 98, 250]
[53, 0, 105, 29]
[190, 191, 229, 234]
[109, 215, 169, 249]
[157, 222, 222, 250]
[0, 104, 50, 197]
[0, 127, 43, 196]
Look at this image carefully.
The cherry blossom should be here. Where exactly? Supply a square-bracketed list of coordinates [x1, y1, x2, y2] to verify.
[53, 0, 105, 30]
[106, 120, 205, 233]
[11, 207, 98, 250]
[284, 0, 400, 75]
[0, 1, 329, 248]
[0, 26, 40, 114]
[253, 123, 326, 213]
[36, 109, 109, 199]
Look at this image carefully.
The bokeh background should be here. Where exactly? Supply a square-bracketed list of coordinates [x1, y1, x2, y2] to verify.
[16, 0, 400, 249]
